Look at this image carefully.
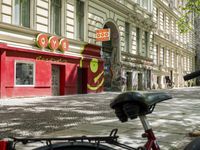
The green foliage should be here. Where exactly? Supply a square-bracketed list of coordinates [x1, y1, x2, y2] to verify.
[178, 0, 200, 33]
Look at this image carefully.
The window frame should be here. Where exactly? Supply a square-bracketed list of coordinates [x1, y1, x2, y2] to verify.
[136, 27, 141, 55]
[76, 0, 85, 41]
[144, 31, 149, 57]
[51, 0, 62, 36]
[12, 0, 31, 28]
[14, 61, 35, 87]
[125, 22, 130, 52]
[160, 47, 165, 66]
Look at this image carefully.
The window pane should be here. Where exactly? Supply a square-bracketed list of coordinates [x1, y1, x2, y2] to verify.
[13, 0, 30, 27]
[55, 5, 61, 35]
[21, 0, 30, 27]
[76, 0, 84, 40]
[13, 0, 20, 25]
[125, 22, 130, 52]
[145, 31, 148, 53]
[51, 0, 61, 35]
[16, 62, 34, 85]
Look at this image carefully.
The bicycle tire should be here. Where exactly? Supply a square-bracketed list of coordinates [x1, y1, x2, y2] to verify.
[184, 138, 200, 150]
[33, 142, 115, 150]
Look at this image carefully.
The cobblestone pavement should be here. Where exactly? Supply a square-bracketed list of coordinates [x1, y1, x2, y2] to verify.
[1, 87, 200, 149]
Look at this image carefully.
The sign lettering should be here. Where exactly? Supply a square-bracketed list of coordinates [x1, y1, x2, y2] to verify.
[36, 33, 69, 52]
[36, 33, 48, 48]
[49, 36, 59, 51]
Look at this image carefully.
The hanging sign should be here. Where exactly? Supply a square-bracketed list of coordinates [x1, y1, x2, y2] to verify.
[96, 29, 110, 42]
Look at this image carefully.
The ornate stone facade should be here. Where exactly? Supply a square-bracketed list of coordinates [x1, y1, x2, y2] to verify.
[151, 0, 196, 89]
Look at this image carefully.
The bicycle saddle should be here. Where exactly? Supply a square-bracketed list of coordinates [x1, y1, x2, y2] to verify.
[110, 92, 172, 122]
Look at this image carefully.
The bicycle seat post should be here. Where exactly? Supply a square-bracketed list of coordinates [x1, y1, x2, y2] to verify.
[139, 115, 151, 131]
[139, 115, 160, 150]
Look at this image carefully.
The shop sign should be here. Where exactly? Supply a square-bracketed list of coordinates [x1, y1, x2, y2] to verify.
[36, 33, 69, 52]
[36, 33, 48, 48]
[48, 36, 59, 50]
[96, 29, 110, 42]
[36, 56, 68, 63]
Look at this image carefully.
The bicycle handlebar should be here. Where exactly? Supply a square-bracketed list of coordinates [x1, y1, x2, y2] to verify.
[183, 70, 200, 81]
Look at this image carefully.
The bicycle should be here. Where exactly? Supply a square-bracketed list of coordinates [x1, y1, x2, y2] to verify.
[1, 70, 200, 150]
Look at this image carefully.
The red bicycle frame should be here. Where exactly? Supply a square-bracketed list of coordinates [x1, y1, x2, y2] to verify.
[140, 115, 160, 150]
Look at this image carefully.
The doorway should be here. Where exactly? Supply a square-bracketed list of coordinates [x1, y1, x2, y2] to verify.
[77, 67, 88, 94]
[138, 73, 143, 90]
[102, 21, 119, 91]
[147, 70, 151, 89]
[52, 65, 60, 96]
[126, 72, 132, 91]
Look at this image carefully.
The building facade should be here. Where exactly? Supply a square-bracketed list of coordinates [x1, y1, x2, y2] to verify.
[151, 0, 196, 89]
[0, 0, 155, 98]
[0, 0, 195, 98]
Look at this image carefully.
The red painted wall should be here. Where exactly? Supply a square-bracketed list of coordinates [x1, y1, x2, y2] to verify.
[65, 63, 78, 94]
[0, 43, 104, 98]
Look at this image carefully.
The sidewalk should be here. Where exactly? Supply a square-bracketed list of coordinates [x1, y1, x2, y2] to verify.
[1, 87, 200, 149]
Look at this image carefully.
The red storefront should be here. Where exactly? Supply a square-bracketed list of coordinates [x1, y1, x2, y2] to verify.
[0, 35, 104, 98]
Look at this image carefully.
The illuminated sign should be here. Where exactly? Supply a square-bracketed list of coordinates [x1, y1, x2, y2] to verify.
[36, 33, 69, 52]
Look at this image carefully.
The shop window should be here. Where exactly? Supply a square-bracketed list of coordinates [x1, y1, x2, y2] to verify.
[76, 0, 85, 41]
[15, 62, 35, 86]
[13, 0, 30, 28]
[51, 0, 61, 35]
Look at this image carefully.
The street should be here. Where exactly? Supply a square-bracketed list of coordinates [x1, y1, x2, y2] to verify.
[1, 87, 200, 149]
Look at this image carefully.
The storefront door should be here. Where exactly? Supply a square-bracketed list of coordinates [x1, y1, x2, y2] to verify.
[52, 65, 60, 96]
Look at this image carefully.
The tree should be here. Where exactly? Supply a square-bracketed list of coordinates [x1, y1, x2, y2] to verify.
[178, 0, 200, 85]
[177, 0, 200, 33]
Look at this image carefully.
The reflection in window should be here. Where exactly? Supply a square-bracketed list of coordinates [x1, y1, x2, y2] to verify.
[15, 62, 34, 85]
[13, 0, 30, 27]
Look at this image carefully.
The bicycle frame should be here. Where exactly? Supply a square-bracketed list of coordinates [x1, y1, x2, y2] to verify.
[140, 115, 160, 150]
[0, 115, 160, 150]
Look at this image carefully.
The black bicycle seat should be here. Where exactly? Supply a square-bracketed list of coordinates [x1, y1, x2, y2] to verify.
[110, 92, 172, 122]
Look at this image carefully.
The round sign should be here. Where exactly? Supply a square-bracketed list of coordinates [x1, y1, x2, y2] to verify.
[59, 38, 69, 52]
[48, 36, 59, 51]
[36, 33, 48, 48]
[90, 58, 99, 73]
